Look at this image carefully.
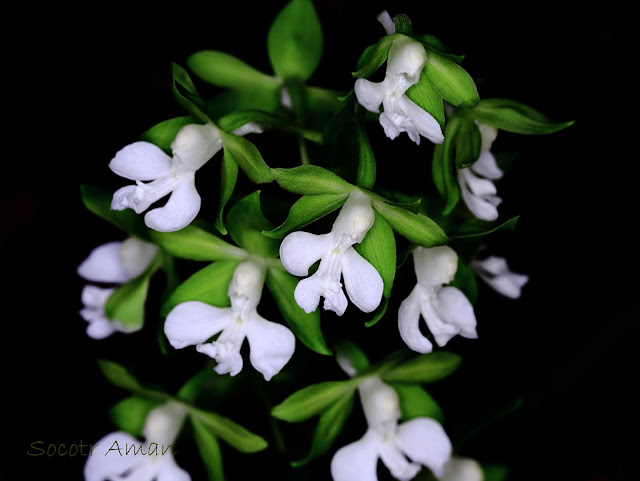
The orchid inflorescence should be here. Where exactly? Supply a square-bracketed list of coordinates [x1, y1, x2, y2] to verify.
[77, 2, 571, 480]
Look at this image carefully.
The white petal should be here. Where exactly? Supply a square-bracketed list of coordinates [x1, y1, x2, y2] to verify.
[84, 431, 146, 481]
[231, 122, 263, 137]
[458, 170, 500, 221]
[354, 78, 386, 113]
[156, 461, 192, 481]
[109, 142, 173, 181]
[279, 231, 331, 276]
[111, 185, 148, 213]
[398, 286, 433, 354]
[171, 124, 222, 171]
[120, 237, 159, 279]
[164, 301, 231, 349]
[294, 274, 323, 314]
[472, 150, 503, 180]
[379, 112, 403, 140]
[413, 246, 458, 287]
[330, 430, 380, 481]
[323, 285, 349, 316]
[78, 242, 129, 283]
[461, 169, 497, 197]
[246, 313, 295, 381]
[379, 440, 421, 480]
[473, 256, 509, 275]
[397, 96, 444, 144]
[442, 457, 484, 481]
[341, 247, 383, 313]
[431, 287, 477, 345]
[396, 418, 452, 479]
[144, 172, 201, 232]
[86, 317, 120, 340]
[81, 285, 114, 309]
[482, 271, 529, 299]
[198, 343, 245, 377]
[476, 121, 498, 152]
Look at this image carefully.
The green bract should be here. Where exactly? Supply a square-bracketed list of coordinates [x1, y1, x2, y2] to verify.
[471, 98, 574, 134]
[226, 191, 279, 258]
[271, 380, 358, 422]
[381, 351, 462, 383]
[268, 0, 323, 82]
[187, 50, 278, 90]
[151, 225, 247, 261]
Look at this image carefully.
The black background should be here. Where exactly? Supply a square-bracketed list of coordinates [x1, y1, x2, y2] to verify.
[4, 1, 636, 480]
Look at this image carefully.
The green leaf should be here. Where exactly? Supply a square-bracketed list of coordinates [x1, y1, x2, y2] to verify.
[471, 98, 574, 134]
[215, 150, 239, 235]
[266, 267, 331, 355]
[405, 70, 445, 130]
[423, 50, 479, 108]
[151, 225, 247, 261]
[372, 200, 448, 248]
[226, 192, 280, 258]
[365, 296, 389, 328]
[162, 260, 241, 316]
[81, 185, 148, 239]
[354, 212, 396, 298]
[272, 166, 355, 195]
[450, 258, 478, 305]
[334, 340, 370, 374]
[454, 118, 482, 169]
[264, 193, 348, 239]
[140, 116, 195, 153]
[110, 396, 162, 437]
[192, 418, 226, 481]
[189, 407, 268, 453]
[382, 352, 462, 383]
[292, 392, 355, 467]
[432, 117, 461, 214]
[356, 122, 376, 189]
[272, 381, 357, 422]
[220, 131, 273, 184]
[352, 34, 401, 78]
[268, 0, 323, 81]
[104, 271, 152, 330]
[450, 216, 519, 239]
[356, 44, 376, 71]
[188, 50, 276, 90]
[207, 85, 281, 118]
[392, 384, 444, 422]
[217, 109, 322, 143]
[414, 34, 465, 64]
[392, 14, 412, 35]
[171, 63, 212, 124]
[483, 464, 509, 481]
[97, 359, 142, 392]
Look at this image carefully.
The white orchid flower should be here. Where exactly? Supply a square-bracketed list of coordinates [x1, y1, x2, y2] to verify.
[78, 238, 159, 339]
[84, 402, 190, 481]
[471, 256, 529, 299]
[457, 122, 503, 221]
[354, 36, 444, 145]
[165, 259, 295, 381]
[331, 376, 452, 481]
[279, 191, 383, 316]
[398, 246, 477, 353]
[442, 457, 484, 481]
[110, 122, 261, 232]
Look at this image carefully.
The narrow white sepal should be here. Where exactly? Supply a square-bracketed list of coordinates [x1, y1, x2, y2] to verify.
[279, 232, 331, 276]
[376, 10, 395, 35]
[77, 242, 129, 283]
[396, 418, 452, 479]
[109, 142, 173, 181]
[164, 301, 231, 349]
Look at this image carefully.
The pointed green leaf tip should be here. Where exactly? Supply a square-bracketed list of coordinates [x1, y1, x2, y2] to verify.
[189, 407, 268, 453]
[268, 0, 323, 81]
[272, 381, 357, 422]
[188, 50, 277, 90]
[382, 351, 462, 383]
[471, 98, 574, 134]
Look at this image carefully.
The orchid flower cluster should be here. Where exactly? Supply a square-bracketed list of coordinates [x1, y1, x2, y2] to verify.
[77, 2, 572, 480]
